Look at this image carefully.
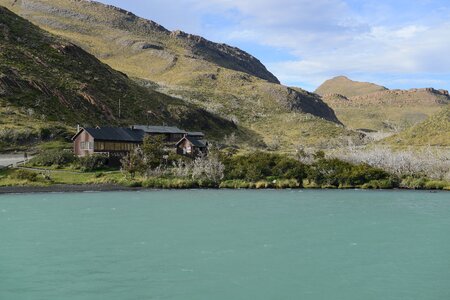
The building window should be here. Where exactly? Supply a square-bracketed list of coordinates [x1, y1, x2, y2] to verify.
[186, 146, 192, 154]
[80, 141, 92, 150]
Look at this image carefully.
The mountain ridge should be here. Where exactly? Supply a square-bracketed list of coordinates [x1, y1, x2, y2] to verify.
[9, 0, 281, 84]
[317, 75, 450, 132]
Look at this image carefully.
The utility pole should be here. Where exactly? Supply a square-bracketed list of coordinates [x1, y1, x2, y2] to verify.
[118, 98, 121, 119]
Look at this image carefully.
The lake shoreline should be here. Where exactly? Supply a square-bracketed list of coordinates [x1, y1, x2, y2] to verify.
[0, 184, 447, 195]
[0, 184, 143, 194]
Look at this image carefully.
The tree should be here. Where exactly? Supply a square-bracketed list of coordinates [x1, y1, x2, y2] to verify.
[120, 147, 146, 178]
[142, 135, 166, 169]
[191, 154, 225, 183]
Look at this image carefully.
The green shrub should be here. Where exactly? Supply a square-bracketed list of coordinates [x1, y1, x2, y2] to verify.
[77, 154, 108, 172]
[424, 181, 447, 190]
[94, 172, 104, 178]
[30, 149, 76, 167]
[125, 181, 143, 187]
[12, 170, 38, 181]
[361, 179, 395, 189]
[307, 158, 394, 188]
[401, 177, 427, 189]
[223, 152, 306, 182]
[196, 179, 217, 188]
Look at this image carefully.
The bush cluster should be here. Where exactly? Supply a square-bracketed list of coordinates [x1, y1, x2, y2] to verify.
[12, 169, 38, 182]
[30, 150, 108, 171]
[307, 158, 395, 188]
[222, 151, 396, 188]
[30, 149, 76, 167]
[223, 152, 307, 182]
[77, 154, 108, 172]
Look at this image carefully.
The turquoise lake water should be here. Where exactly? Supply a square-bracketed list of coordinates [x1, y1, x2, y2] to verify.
[1, 190, 449, 300]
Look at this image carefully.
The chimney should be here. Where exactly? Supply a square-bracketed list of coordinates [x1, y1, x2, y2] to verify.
[77, 124, 80, 133]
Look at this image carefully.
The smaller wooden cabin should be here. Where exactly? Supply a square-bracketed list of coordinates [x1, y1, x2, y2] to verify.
[72, 127, 144, 160]
[176, 136, 208, 157]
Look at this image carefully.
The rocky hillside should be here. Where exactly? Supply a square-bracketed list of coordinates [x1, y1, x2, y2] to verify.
[0, 6, 237, 139]
[318, 76, 450, 132]
[0, 0, 343, 148]
[315, 76, 387, 98]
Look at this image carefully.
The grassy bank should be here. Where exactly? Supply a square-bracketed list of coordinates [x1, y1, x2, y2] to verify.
[1, 168, 448, 191]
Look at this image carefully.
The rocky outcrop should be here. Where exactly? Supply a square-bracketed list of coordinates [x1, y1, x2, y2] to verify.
[285, 88, 341, 124]
[169, 30, 280, 84]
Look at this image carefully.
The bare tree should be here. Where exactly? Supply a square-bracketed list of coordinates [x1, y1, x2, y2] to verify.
[172, 154, 225, 183]
[332, 145, 450, 180]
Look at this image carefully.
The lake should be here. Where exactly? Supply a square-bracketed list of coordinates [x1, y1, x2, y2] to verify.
[1, 190, 449, 300]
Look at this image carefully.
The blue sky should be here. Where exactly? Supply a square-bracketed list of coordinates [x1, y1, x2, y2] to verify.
[97, 0, 450, 91]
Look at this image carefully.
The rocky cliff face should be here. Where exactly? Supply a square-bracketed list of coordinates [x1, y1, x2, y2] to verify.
[169, 29, 280, 84]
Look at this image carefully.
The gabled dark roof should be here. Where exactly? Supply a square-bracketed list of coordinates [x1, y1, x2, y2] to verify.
[132, 125, 187, 134]
[176, 136, 207, 148]
[73, 127, 145, 142]
[187, 132, 205, 137]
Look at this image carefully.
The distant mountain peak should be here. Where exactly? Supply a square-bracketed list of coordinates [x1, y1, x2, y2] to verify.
[315, 76, 387, 98]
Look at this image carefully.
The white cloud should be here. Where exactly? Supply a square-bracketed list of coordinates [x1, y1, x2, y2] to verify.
[194, 0, 450, 89]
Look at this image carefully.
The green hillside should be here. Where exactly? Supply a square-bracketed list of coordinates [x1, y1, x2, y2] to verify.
[0, 0, 350, 150]
[0, 6, 242, 150]
[382, 106, 450, 146]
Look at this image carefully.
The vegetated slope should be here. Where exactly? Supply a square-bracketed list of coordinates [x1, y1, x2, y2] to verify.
[0, 6, 238, 144]
[318, 76, 450, 132]
[0, 0, 349, 150]
[382, 106, 450, 146]
[315, 76, 387, 98]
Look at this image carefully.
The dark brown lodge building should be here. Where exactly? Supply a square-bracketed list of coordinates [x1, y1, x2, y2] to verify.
[72, 126, 207, 159]
[72, 127, 145, 158]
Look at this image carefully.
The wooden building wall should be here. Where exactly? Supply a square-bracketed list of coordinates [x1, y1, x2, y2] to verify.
[73, 130, 95, 157]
